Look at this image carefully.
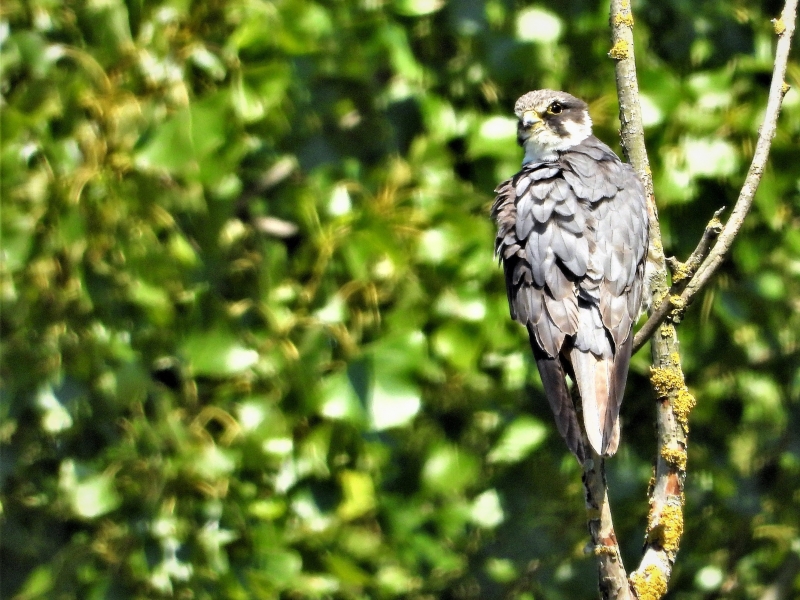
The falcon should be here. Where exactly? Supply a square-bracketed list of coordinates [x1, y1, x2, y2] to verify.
[492, 90, 648, 463]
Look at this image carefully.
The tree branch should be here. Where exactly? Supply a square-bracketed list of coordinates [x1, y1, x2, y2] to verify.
[632, 209, 723, 352]
[602, 2, 798, 599]
[630, 0, 797, 353]
[680, 1, 796, 298]
[583, 449, 633, 600]
[607, 0, 689, 598]
[667, 207, 725, 294]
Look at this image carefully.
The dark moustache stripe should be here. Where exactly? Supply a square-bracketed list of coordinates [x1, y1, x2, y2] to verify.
[547, 109, 585, 138]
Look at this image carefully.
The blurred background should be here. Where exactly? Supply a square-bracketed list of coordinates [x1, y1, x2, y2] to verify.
[1, 0, 799, 598]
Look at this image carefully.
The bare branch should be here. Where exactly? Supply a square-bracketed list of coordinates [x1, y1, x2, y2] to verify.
[609, 0, 691, 597]
[668, 208, 725, 293]
[583, 450, 633, 600]
[681, 1, 797, 299]
[630, 0, 797, 353]
[632, 209, 724, 352]
[605, 2, 798, 599]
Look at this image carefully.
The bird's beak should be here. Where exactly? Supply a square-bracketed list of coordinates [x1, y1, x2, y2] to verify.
[521, 110, 542, 129]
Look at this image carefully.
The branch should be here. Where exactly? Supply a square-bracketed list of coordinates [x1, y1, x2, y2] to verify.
[681, 2, 796, 297]
[603, 2, 798, 599]
[632, 209, 724, 352]
[667, 207, 725, 294]
[631, 0, 797, 353]
[607, 0, 691, 598]
[583, 450, 633, 600]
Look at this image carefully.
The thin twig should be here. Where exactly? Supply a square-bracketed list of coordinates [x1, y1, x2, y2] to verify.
[669, 207, 726, 293]
[632, 209, 724, 351]
[631, 1, 797, 353]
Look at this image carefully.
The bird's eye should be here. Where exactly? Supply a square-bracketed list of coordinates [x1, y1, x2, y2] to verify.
[548, 102, 563, 115]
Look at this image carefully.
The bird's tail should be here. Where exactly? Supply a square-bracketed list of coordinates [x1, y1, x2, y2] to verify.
[569, 334, 633, 456]
[529, 328, 586, 464]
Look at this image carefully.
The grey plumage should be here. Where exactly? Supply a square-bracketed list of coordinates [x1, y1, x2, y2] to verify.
[492, 90, 648, 462]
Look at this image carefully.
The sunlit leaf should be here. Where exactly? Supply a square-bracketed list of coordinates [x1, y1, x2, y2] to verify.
[182, 329, 259, 376]
[422, 444, 479, 494]
[393, 0, 445, 17]
[516, 7, 563, 43]
[488, 416, 548, 463]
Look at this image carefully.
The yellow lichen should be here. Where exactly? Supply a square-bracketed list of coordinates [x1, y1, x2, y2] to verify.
[673, 388, 696, 430]
[608, 40, 629, 60]
[646, 502, 684, 557]
[661, 446, 687, 471]
[629, 565, 669, 600]
[659, 323, 675, 339]
[594, 545, 617, 557]
[669, 352, 681, 366]
[613, 12, 635, 27]
[650, 366, 684, 398]
[669, 295, 686, 321]
[652, 289, 668, 309]
[670, 261, 693, 283]
[772, 17, 786, 35]
[781, 81, 791, 94]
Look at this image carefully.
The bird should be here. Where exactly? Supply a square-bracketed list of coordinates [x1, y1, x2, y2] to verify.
[491, 89, 649, 463]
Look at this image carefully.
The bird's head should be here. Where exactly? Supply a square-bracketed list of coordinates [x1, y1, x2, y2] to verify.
[514, 89, 592, 164]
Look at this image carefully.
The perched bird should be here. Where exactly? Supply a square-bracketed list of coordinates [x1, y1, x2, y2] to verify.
[491, 90, 648, 463]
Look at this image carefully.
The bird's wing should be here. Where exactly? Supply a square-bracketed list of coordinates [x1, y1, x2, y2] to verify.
[493, 137, 647, 458]
[492, 163, 588, 462]
[560, 137, 649, 454]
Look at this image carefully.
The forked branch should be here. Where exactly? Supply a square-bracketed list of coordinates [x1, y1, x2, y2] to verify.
[631, 1, 798, 354]
[585, 1, 798, 599]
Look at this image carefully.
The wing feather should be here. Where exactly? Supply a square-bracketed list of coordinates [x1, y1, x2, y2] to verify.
[493, 133, 648, 459]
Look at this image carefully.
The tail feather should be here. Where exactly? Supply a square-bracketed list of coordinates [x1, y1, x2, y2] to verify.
[569, 347, 612, 455]
[604, 333, 633, 455]
[529, 328, 586, 463]
[568, 333, 632, 457]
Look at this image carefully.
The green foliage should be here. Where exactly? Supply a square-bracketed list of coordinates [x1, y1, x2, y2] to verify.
[1, 0, 799, 598]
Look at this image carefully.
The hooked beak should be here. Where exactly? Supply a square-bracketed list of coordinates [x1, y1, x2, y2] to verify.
[520, 110, 542, 129]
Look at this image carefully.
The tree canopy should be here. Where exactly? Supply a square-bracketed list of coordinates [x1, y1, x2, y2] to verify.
[1, 0, 799, 598]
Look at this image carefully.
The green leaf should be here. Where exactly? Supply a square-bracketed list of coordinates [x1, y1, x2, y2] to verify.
[681, 137, 739, 178]
[516, 7, 563, 43]
[182, 329, 259, 376]
[470, 489, 505, 528]
[318, 371, 365, 424]
[421, 444, 479, 494]
[60, 461, 121, 519]
[263, 549, 303, 588]
[15, 565, 54, 600]
[488, 416, 548, 463]
[467, 116, 518, 159]
[369, 373, 420, 430]
[393, 0, 445, 17]
[134, 107, 195, 174]
[431, 322, 481, 370]
[337, 470, 376, 520]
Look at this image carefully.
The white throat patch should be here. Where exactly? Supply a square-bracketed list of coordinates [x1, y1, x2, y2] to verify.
[522, 114, 593, 164]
